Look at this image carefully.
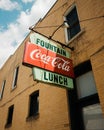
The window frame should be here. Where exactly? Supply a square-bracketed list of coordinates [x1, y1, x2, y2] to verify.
[0, 80, 6, 99]
[5, 105, 14, 128]
[76, 70, 97, 99]
[67, 60, 100, 130]
[12, 66, 19, 89]
[26, 90, 39, 121]
[64, 5, 82, 43]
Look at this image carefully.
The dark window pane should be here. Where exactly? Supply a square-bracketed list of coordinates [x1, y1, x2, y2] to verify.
[66, 7, 78, 25]
[66, 7, 81, 40]
[0, 80, 6, 99]
[14, 67, 19, 87]
[6, 105, 14, 125]
[70, 23, 81, 38]
[29, 90, 39, 117]
[12, 67, 19, 88]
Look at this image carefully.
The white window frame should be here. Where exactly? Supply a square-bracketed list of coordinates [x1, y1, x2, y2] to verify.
[0, 80, 6, 99]
[12, 67, 19, 89]
[64, 5, 84, 45]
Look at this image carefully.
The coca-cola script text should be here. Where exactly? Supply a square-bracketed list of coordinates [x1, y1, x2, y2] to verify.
[23, 42, 74, 78]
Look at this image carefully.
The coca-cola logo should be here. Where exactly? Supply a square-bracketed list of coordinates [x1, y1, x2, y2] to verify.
[30, 49, 71, 72]
[23, 42, 74, 78]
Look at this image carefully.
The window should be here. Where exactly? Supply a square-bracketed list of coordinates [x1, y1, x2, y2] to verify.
[5, 105, 14, 128]
[12, 66, 19, 89]
[0, 80, 6, 99]
[76, 71, 97, 98]
[83, 104, 104, 130]
[27, 90, 39, 120]
[65, 6, 81, 41]
[67, 60, 104, 130]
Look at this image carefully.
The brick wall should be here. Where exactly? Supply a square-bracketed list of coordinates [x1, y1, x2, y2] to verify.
[0, 0, 104, 130]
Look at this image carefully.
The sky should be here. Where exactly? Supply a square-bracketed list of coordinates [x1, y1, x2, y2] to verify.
[0, 0, 57, 68]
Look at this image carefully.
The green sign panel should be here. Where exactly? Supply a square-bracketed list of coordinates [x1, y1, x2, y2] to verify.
[30, 32, 74, 89]
[32, 67, 73, 89]
[30, 33, 71, 58]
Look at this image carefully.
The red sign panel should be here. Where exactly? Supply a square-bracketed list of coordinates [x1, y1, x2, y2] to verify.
[23, 42, 74, 78]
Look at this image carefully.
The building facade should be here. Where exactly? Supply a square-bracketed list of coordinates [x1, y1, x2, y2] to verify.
[0, 0, 104, 130]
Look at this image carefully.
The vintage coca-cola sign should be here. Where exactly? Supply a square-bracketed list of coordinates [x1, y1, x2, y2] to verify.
[23, 42, 74, 78]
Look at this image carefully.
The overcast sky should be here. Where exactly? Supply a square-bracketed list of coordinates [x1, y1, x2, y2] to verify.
[0, 0, 57, 68]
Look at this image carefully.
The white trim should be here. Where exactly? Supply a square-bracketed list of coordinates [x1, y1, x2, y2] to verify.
[0, 80, 5, 99]
[12, 68, 16, 89]
[66, 28, 85, 45]
[63, 4, 84, 45]
[64, 4, 76, 16]
[64, 4, 76, 43]
[12, 67, 19, 89]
